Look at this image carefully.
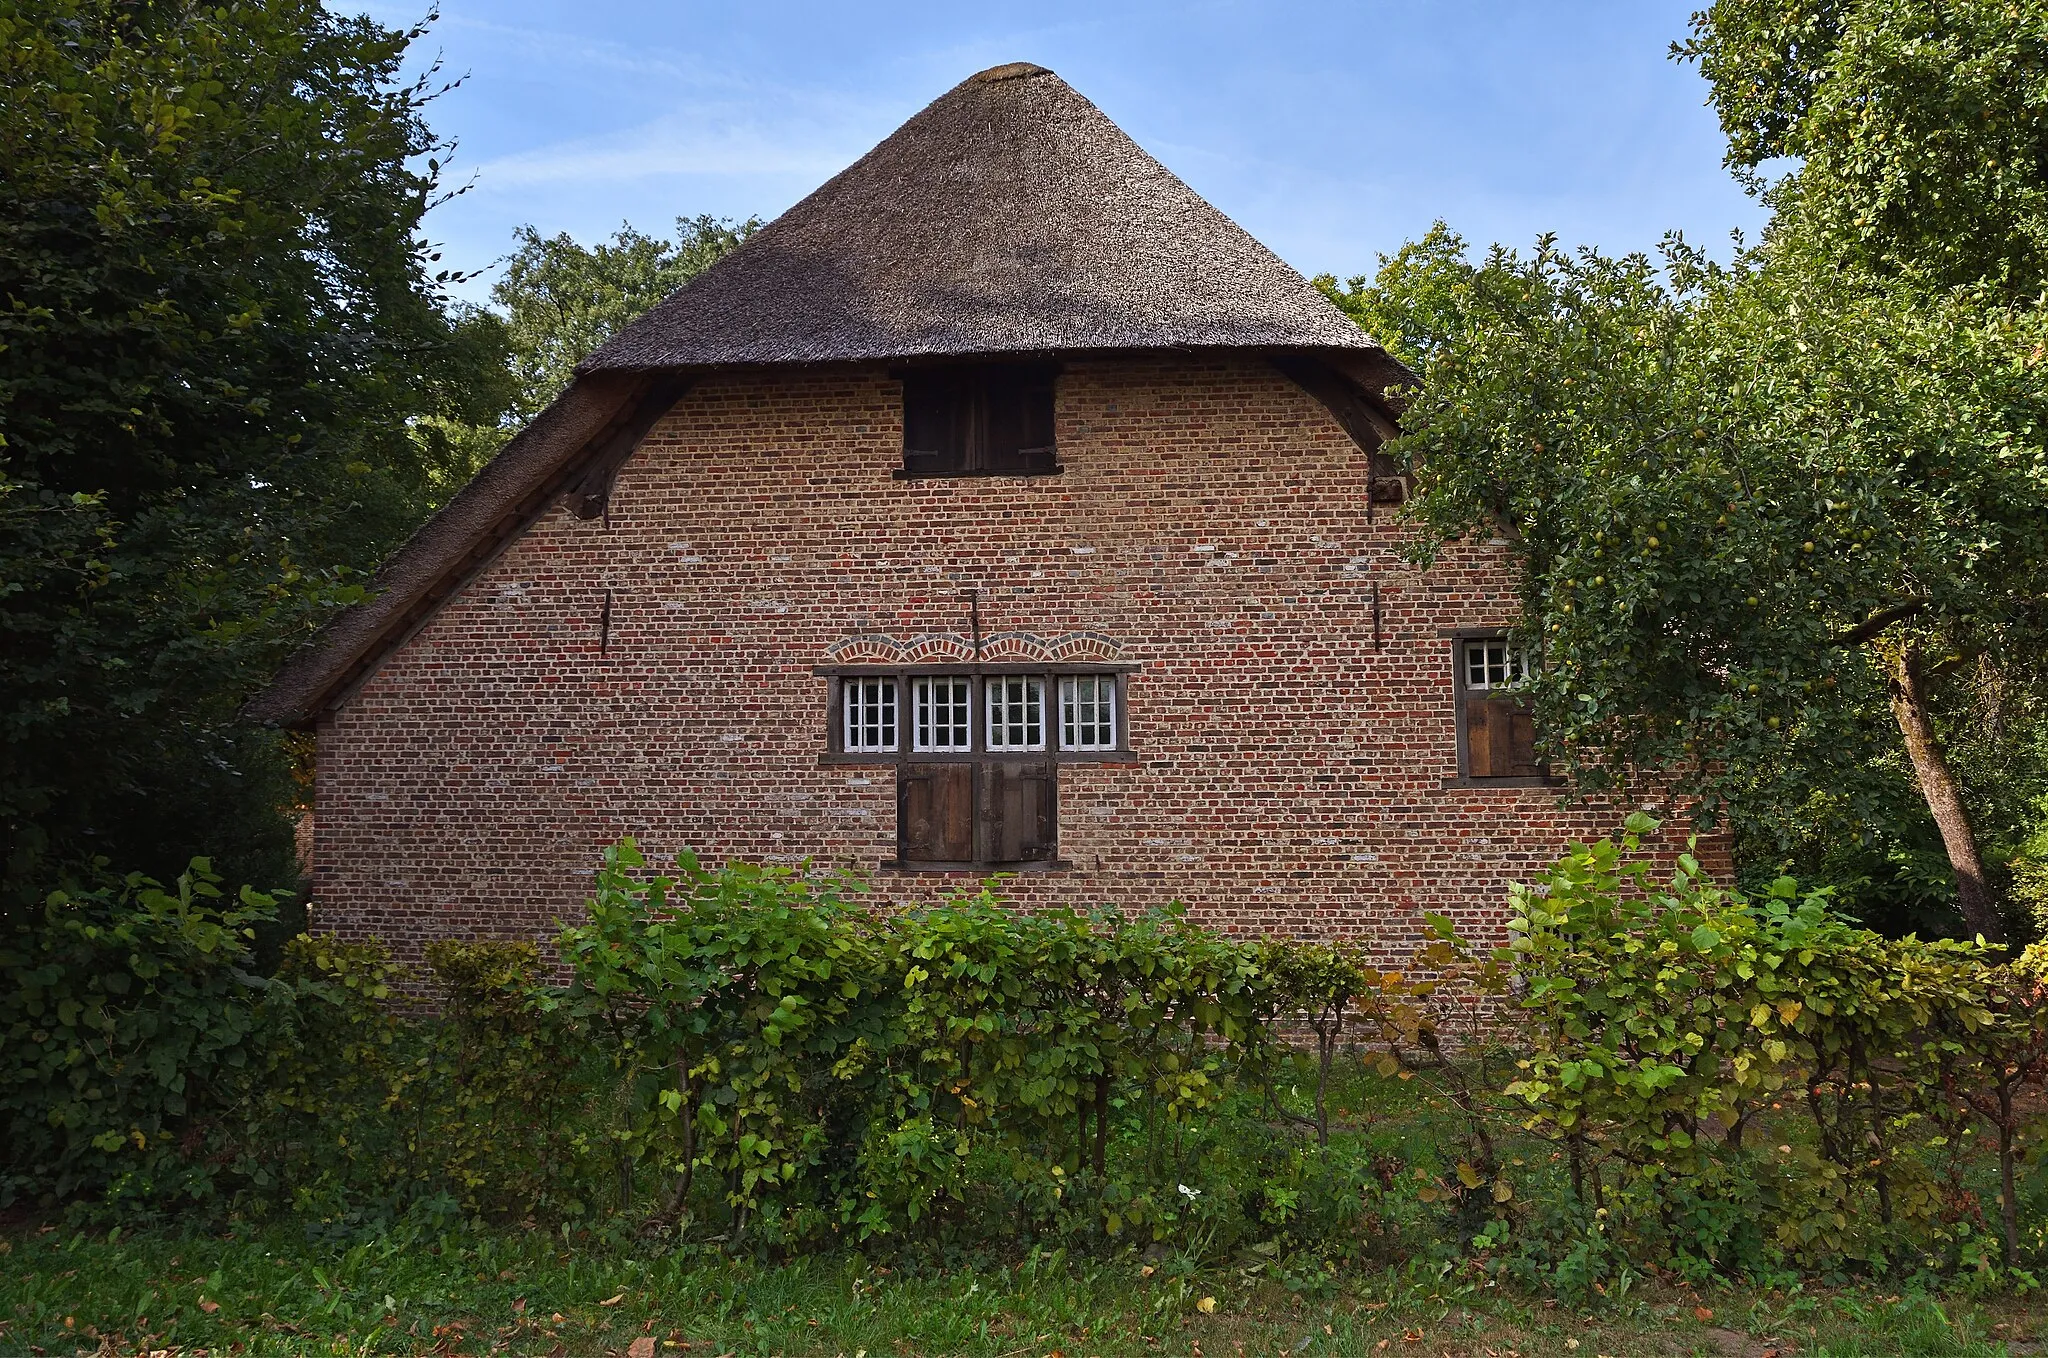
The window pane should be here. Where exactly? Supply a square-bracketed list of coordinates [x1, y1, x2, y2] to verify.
[985, 676, 1045, 751]
[1463, 640, 1527, 691]
[913, 676, 973, 752]
[1060, 675, 1116, 750]
[843, 677, 898, 752]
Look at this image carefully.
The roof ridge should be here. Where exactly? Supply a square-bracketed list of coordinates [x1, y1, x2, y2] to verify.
[581, 62, 1388, 371]
[970, 61, 1052, 83]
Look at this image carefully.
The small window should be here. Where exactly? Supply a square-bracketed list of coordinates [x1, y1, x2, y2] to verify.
[985, 675, 1046, 751]
[1463, 639, 1528, 690]
[842, 677, 898, 752]
[1059, 675, 1117, 751]
[1458, 639, 1540, 779]
[901, 364, 1056, 476]
[912, 676, 973, 752]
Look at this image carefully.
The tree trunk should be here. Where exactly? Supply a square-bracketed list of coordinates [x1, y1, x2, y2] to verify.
[1314, 1026, 1334, 1149]
[1886, 641, 2005, 944]
[1998, 1076, 2020, 1266]
[1092, 1075, 1110, 1177]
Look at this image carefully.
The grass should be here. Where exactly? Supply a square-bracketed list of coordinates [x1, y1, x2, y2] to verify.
[4, 1220, 2046, 1358]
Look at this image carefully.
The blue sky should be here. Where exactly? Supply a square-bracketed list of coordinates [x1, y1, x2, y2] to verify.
[361, 1, 1768, 305]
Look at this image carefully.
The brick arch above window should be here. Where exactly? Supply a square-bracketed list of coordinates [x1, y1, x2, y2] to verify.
[902, 633, 976, 664]
[822, 631, 1127, 667]
[822, 634, 903, 665]
[1046, 631, 1124, 663]
[977, 632, 1049, 663]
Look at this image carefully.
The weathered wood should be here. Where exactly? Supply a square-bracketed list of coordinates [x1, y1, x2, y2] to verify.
[1268, 353, 1408, 519]
[563, 374, 694, 519]
[902, 762, 974, 863]
[1467, 698, 1539, 778]
[1269, 353, 1400, 450]
[982, 759, 1056, 863]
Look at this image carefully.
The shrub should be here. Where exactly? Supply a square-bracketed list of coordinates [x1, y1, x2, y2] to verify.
[6, 829, 2043, 1288]
[1502, 813, 2048, 1274]
[0, 860, 282, 1207]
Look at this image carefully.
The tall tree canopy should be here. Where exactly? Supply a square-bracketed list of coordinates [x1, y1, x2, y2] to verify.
[1326, 0, 2048, 943]
[408, 216, 756, 503]
[495, 216, 756, 420]
[0, 1, 514, 906]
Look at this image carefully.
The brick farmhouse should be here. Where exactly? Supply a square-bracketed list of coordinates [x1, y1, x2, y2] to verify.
[249, 63, 1694, 963]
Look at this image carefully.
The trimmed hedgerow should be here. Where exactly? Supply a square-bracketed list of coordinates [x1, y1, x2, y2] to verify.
[3, 824, 2044, 1287]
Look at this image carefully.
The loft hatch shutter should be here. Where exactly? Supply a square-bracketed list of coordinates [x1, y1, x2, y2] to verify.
[902, 373, 973, 475]
[900, 762, 974, 863]
[1467, 698, 1540, 778]
[982, 367, 1056, 473]
[982, 759, 1057, 863]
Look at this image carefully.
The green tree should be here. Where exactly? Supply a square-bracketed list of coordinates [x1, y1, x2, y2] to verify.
[1327, 0, 2048, 943]
[494, 216, 756, 419]
[0, 1, 513, 906]
[407, 216, 757, 500]
[1678, 0, 2048, 295]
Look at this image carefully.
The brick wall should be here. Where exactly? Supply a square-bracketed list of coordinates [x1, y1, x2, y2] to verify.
[312, 354, 1723, 963]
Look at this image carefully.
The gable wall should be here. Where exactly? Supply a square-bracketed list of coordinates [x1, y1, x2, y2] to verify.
[313, 355, 1714, 963]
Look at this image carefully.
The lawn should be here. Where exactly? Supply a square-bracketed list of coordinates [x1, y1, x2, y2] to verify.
[4, 1221, 2044, 1358]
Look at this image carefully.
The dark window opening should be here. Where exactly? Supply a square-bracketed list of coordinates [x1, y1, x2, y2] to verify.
[901, 364, 1057, 476]
[1369, 451, 1411, 505]
[1456, 638, 1543, 780]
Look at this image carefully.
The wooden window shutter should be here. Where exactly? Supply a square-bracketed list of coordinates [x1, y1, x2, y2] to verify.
[900, 763, 974, 862]
[981, 369, 1056, 473]
[902, 374, 973, 475]
[1467, 698, 1541, 778]
[901, 365, 1055, 475]
[981, 760, 1057, 863]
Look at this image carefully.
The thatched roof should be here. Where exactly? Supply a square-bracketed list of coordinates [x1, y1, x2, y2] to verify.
[244, 63, 1410, 728]
[582, 62, 1404, 376]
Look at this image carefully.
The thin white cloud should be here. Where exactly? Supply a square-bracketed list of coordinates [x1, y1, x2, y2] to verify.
[472, 112, 868, 189]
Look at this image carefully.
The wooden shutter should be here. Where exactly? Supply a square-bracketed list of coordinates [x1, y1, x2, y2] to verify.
[1466, 698, 1541, 779]
[981, 760, 1057, 863]
[902, 374, 973, 474]
[982, 369, 1056, 473]
[900, 763, 974, 862]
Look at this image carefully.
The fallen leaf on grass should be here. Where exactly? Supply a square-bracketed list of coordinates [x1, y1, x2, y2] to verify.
[198, 1300, 219, 1314]
[601, 1294, 626, 1307]
[629, 1338, 656, 1358]
[1196, 1297, 1216, 1314]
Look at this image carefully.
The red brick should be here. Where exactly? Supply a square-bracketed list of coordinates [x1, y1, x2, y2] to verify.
[312, 355, 1726, 964]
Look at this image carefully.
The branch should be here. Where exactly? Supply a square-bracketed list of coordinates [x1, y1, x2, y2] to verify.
[1829, 601, 1925, 648]
[1923, 645, 1988, 682]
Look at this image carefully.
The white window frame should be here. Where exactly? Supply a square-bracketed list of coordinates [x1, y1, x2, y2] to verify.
[1058, 674, 1117, 751]
[1462, 639, 1529, 692]
[912, 675, 974, 752]
[841, 676, 899, 752]
[984, 675, 1046, 752]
